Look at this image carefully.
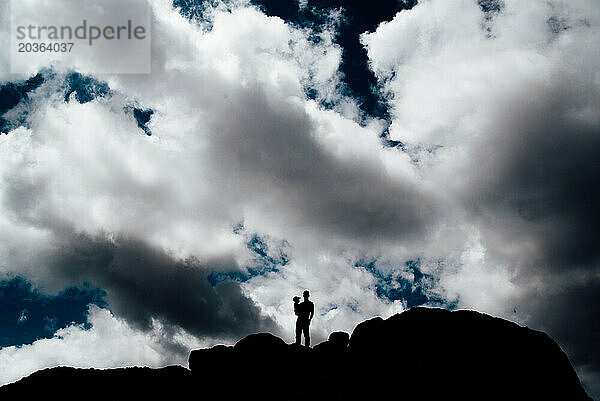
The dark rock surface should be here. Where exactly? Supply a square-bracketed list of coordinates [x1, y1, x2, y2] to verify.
[0, 307, 592, 400]
[0, 365, 193, 399]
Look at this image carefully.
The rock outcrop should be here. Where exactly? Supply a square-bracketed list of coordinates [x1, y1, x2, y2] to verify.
[0, 307, 592, 400]
[188, 307, 591, 400]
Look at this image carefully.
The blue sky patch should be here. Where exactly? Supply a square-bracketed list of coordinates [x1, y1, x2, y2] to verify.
[250, 0, 417, 122]
[173, 0, 222, 23]
[0, 72, 45, 133]
[64, 72, 111, 104]
[2, 68, 155, 136]
[356, 259, 454, 309]
[208, 230, 289, 286]
[0, 276, 107, 348]
[133, 108, 154, 135]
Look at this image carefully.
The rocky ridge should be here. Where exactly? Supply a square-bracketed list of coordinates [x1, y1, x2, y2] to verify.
[0, 307, 592, 400]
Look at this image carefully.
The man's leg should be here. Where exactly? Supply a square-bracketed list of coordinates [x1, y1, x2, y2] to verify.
[303, 322, 310, 347]
[295, 320, 302, 345]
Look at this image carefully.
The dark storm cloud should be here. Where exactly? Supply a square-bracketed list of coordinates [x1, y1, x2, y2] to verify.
[41, 232, 280, 340]
[440, 22, 600, 398]
[208, 84, 435, 245]
[521, 276, 600, 394]
[473, 94, 600, 394]
[436, 39, 600, 398]
[465, 81, 600, 271]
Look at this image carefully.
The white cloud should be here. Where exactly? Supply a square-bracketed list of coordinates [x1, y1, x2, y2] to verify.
[0, 305, 205, 386]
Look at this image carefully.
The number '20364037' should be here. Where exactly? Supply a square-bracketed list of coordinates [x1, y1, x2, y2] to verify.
[18, 42, 74, 52]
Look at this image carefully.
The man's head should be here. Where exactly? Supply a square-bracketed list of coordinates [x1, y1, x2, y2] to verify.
[303, 290, 310, 300]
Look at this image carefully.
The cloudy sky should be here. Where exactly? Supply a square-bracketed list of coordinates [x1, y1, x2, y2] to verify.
[1, 0, 599, 397]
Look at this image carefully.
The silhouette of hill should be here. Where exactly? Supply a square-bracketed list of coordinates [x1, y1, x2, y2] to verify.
[0, 308, 592, 400]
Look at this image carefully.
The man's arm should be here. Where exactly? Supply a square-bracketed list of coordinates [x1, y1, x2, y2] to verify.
[309, 302, 314, 321]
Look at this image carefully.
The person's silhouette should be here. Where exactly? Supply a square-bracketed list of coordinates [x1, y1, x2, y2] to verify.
[294, 290, 314, 347]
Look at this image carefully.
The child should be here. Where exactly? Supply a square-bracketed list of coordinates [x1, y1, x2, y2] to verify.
[293, 296, 300, 316]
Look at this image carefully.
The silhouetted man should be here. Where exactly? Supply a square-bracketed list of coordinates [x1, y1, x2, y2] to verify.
[295, 290, 314, 347]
